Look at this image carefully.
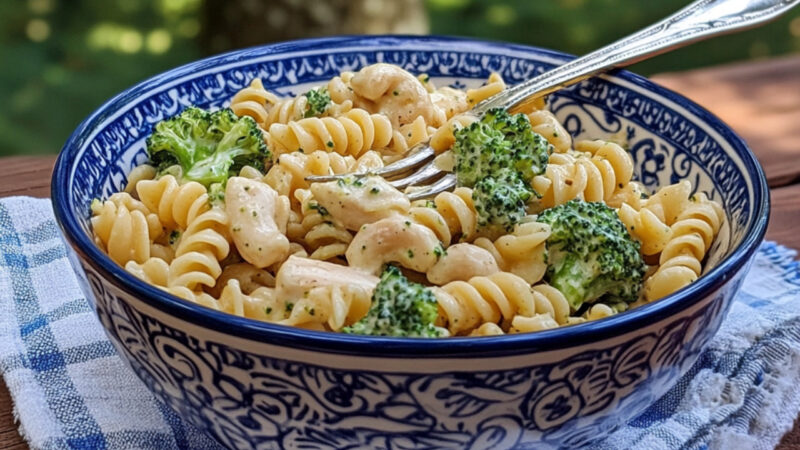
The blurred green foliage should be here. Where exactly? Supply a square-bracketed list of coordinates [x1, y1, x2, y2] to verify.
[0, 0, 202, 156]
[1, 0, 799, 156]
[426, 0, 800, 74]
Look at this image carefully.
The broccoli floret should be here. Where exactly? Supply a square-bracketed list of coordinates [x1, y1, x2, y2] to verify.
[472, 170, 533, 234]
[452, 108, 551, 234]
[453, 121, 509, 187]
[146, 107, 269, 187]
[304, 88, 331, 118]
[452, 108, 550, 188]
[481, 108, 552, 182]
[536, 200, 646, 310]
[343, 265, 443, 338]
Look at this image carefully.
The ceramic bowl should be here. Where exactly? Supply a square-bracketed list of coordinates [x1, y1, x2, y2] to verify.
[51, 36, 769, 448]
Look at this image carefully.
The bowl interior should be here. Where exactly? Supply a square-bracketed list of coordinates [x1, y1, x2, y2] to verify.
[54, 36, 766, 349]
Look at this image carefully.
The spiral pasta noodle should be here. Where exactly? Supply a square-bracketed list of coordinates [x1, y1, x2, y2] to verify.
[125, 257, 170, 287]
[466, 72, 506, 105]
[91, 193, 163, 265]
[136, 175, 209, 230]
[532, 140, 634, 209]
[474, 221, 550, 284]
[644, 194, 724, 301]
[617, 203, 671, 255]
[123, 164, 156, 196]
[293, 189, 353, 262]
[263, 149, 384, 200]
[267, 108, 394, 157]
[229, 78, 280, 127]
[470, 284, 572, 335]
[527, 110, 570, 153]
[389, 116, 438, 154]
[429, 114, 478, 152]
[168, 205, 230, 290]
[409, 187, 478, 245]
[327, 71, 356, 105]
[434, 272, 537, 335]
[280, 283, 373, 331]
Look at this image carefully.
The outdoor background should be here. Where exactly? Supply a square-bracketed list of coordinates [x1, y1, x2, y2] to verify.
[2, 0, 800, 157]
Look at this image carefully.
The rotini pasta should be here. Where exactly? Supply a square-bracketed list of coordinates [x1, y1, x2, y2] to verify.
[433, 272, 536, 335]
[466, 72, 506, 105]
[532, 140, 634, 209]
[263, 149, 384, 200]
[136, 175, 208, 230]
[266, 108, 394, 157]
[474, 221, 550, 284]
[91, 62, 726, 339]
[230, 78, 353, 129]
[168, 205, 230, 289]
[293, 189, 353, 262]
[229, 78, 280, 127]
[91, 193, 163, 265]
[644, 193, 724, 301]
[527, 110, 571, 153]
[408, 187, 478, 245]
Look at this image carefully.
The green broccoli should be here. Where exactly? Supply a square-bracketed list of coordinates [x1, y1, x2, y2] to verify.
[536, 200, 646, 310]
[343, 265, 443, 338]
[452, 108, 550, 187]
[453, 120, 509, 187]
[146, 107, 269, 187]
[472, 170, 533, 233]
[451, 108, 551, 235]
[304, 88, 331, 118]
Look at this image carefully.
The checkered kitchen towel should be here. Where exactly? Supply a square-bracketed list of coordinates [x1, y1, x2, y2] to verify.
[1, 196, 799, 450]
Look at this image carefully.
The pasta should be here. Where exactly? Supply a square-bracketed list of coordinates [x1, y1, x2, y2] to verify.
[266, 108, 394, 157]
[230, 78, 353, 128]
[531, 140, 635, 209]
[292, 189, 353, 262]
[527, 110, 571, 153]
[466, 72, 506, 105]
[168, 205, 230, 289]
[434, 272, 536, 335]
[408, 187, 478, 245]
[90, 193, 162, 265]
[644, 192, 724, 301]
[91, 62, 726, 338]
[263, 149, 384, 201]
[474, 221, 550, 284]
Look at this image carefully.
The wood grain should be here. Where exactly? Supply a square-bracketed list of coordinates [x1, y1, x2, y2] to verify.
[0, 157, 55, 199]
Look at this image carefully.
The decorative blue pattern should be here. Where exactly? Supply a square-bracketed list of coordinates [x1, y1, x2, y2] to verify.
[49, 36, 770, 447]
[87, 263, 736, 448]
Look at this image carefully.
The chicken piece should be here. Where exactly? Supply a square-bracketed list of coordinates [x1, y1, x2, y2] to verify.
[226, 177, 290, 268]
[310, 176, 410, 231]
[427, 243, 500, 285]
[350, 63, 437, 127]
[346, 215, 440, 275]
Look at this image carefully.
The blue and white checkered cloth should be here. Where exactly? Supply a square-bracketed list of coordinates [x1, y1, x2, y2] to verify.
[1, 196, 799, 450]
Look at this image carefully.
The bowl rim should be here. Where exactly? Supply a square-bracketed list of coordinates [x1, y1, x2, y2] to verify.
[51, 35, 770, 358]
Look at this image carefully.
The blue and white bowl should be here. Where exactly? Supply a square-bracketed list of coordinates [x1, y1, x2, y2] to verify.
[51, 36, 769, 449]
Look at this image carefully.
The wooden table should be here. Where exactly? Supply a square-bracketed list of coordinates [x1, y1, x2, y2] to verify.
[1, 57, 799, 449]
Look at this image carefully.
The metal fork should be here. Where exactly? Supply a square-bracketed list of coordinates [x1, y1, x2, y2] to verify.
[307, 0, 798, 200]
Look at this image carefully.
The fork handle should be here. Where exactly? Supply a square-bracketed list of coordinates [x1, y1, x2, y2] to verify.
[474, 0, 799, 114]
